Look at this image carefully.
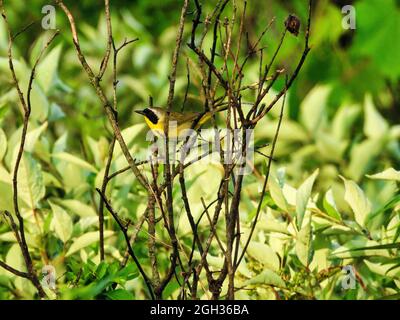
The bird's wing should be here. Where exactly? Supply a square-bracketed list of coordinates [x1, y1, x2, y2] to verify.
[171, 111, 201, 126]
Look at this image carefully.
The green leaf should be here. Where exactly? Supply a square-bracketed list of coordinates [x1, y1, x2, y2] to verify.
[0, 275, 11, 288]
[43, 172, 62, 188]
[256, 119, 309, 142]
[367, 168, 400, 181]
[52, 152, 98, 173]
[122, 77, 150, 102]
[66, 231, 114, 257]
[86, 136, 103, 168]
[0, 57, 26, 81]
[341, 176, 371, 227]
[369, 194, 400, 221]
[50, 202, 73, 243]
[48, 103, 65, 122]
[323, 189, 342, 221]
[0, 181, 13, 213]
[257, 218, 291, 235]
[364, 260, 400, 278]
[347, 243, 400, 251]
[0, 128, 7, 161]
[181, 159, 224, 212]
[364, 95, 389, 139]
[5, 244, 25, 276]
[5, 244, 35, 296]
[332, 104, 360, 141]
[65, 275, 113, 300]
[25, 122, 48, 153]
[29, 83, 49, 122]
[113, 124, 146, 159]
[300, 85, 330, 135]
[315, 131, 347, 162]
[268, 174, 289, 212]
[95, 261, 109, 279]
[247, 242, 280, 272]
[295, 218, 313, 267]
[347, 138, 384, 182]
[0, 165, 11, 183]
[36, 44, 62, 93]
[244, 269, 286, 288]
[378, 293, 400, 300]
[114, 263, 139, 282]
[296, 169, 319, 229]
[16, 153, 45, 209]
[53, 132, 68, 154]
[57, 199, 97, 217]
[105, 289, 134, 300]
[331, 240, 392, 259]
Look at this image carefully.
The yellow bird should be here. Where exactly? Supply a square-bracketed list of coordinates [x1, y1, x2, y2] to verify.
[135, 106, 226, 138]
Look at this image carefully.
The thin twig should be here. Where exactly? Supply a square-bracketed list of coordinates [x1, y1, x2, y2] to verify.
[235, 77, 288, 269]
[250, 0, 313, 124]
[0, 1, 59, 298]
[55, 0, 151, 193]
[160, 0, 190, 297]
[97, 0, 112, 79]
[98, 15, 137, 260]
[96, 188, 155, 300]
[0, 260, 30, 279]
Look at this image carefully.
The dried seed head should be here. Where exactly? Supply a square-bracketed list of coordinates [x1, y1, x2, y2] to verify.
[285, 14, 301, 36]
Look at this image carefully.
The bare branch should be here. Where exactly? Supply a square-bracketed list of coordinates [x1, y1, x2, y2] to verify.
[235, 77, 288, 269]
[250, 0, 313, 124]
[98, 0, 112, 79]
[161, 0, 190, 297]
[1, 1, 60, 298]
[96, 188, 155, 300]
[55, 0, 152, 193]
[0, 260, 30, 279]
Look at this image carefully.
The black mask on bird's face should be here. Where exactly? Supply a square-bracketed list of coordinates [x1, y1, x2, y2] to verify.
[135, 108, 159, 124]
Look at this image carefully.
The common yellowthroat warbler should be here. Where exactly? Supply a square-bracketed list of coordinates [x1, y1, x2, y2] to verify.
[135, 106, 227, 138]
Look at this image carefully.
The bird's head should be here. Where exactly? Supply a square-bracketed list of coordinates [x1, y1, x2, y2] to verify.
[135, 107, 167, 131]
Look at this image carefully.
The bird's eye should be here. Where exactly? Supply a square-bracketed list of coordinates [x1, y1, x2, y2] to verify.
[143, 109, 159, 124]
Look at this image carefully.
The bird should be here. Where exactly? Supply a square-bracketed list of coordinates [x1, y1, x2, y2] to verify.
[135, 106, 227, 138]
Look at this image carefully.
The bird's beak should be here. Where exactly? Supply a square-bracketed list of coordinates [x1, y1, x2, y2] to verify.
[135, 110, 145, 116]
